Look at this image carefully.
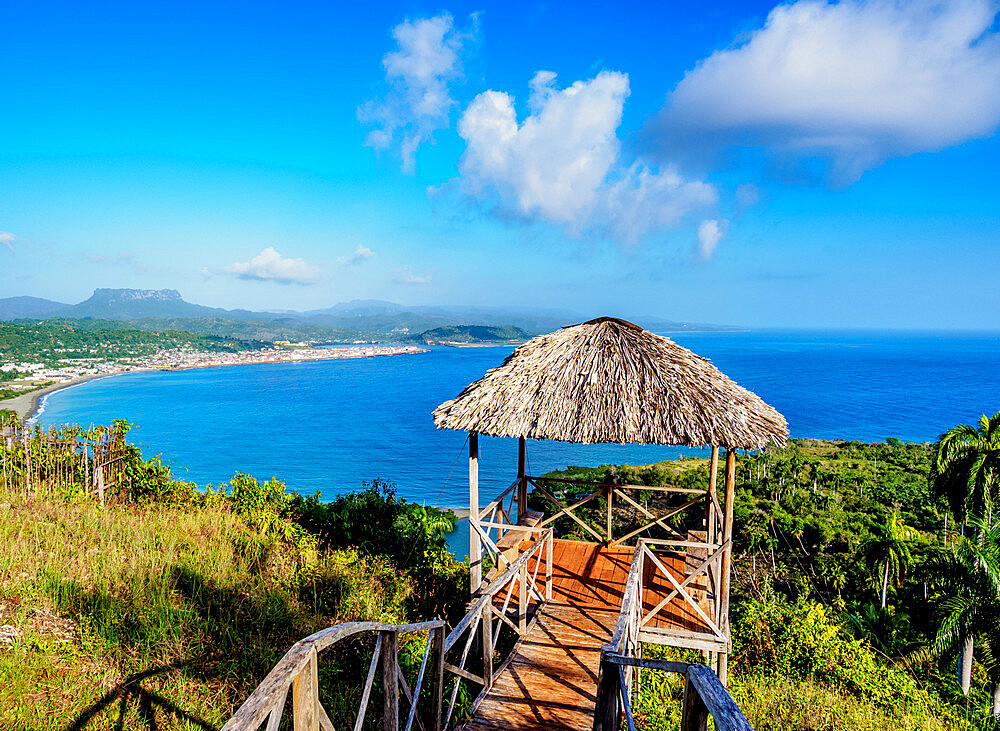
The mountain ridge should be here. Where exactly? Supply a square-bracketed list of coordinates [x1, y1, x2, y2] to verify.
[0, 288, 738, 338]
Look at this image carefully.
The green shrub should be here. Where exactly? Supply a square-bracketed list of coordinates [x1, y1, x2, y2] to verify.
[732, 595, 964, 728]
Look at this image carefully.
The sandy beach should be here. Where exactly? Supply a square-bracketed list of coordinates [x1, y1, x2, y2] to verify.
[0, 374, 114, 420]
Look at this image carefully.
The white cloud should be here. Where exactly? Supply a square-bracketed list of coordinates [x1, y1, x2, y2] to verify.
[655, 0, 1000, 183]
[0, 232, 15, 251]
[360, 13, 472, 173]
[457, 71, 715, 243]
[223, 247, 320, 285]
[696, 219, 728, 261]
[394, 266, 432, 284]
[338, 245, 376, 266]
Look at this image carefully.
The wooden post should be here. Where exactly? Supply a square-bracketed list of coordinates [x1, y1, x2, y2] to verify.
[96, 465, 105, 507]
[469, 432, 481, 595]
[482, 602, 494, 689]
[594, 657, 621, 731]
[429, 625, 445, 731]
[518, 560, 528, 635]
[606, 485, 613, 544]
[292, 646, 319, 731]
[716, 448, 736, 685]
[517, 437, 527, 521]
[382, 630, 399, 731]
[707, 446, 719, 544]
[680, 671, 709, 731]
[546, 530, 553, 601]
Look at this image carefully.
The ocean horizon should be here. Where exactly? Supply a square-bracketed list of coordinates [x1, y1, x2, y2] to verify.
[31, 329, 1000, 511]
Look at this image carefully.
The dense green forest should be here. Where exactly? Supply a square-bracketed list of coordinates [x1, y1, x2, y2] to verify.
[37, 316, 365, 343]
[0, 321, 267, 365]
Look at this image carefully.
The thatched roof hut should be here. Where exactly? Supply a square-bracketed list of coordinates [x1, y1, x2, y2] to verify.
[433, 317, 787, 449]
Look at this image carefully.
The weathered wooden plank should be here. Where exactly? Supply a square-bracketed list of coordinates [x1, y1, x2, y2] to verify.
[383, 631, 399, 731]
[602, 654, 689, 673]
[681, 672, 709, 731]
[353, 632, 383, 731]
[686, 664, 753, 731]
[292, 647, 318, 731]
[470, 433, 481, 593]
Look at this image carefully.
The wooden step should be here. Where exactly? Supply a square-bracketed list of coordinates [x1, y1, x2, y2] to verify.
[496, 510, 544, 550]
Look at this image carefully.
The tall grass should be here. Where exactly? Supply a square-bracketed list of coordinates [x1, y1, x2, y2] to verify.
[0, 489, 415, 729]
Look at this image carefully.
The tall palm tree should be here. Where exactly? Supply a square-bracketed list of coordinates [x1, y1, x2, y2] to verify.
[858, 512, 915, 609]
[930, 410, 1000, 695]
[934, 517, 1000, 713]
[931, 410, 1000, 524]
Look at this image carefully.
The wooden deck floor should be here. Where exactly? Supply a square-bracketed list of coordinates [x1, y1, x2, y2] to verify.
[463, 539, 712, 730]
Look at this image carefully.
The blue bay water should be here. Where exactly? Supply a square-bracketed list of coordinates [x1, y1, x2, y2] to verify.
[34, 331, 1000, 515]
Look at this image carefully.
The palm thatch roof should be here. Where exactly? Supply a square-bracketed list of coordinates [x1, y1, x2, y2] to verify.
[433, 317, 787, 449]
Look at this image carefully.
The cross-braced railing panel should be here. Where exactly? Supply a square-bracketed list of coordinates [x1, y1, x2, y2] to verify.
[523, 475, 724, 548]
[607, 539, 729, 656]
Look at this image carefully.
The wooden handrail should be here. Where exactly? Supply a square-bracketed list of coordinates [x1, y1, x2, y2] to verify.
[441, 529, 553, 727]
[606, 543, 644, 654]
[595, 656, 753, 731]
[222, 621, 445, 731]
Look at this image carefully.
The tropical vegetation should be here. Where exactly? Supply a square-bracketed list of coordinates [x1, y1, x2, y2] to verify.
[0, 422, 466, 729]
[534, 410, 1000, 728]
[3, 410, 1000, 728]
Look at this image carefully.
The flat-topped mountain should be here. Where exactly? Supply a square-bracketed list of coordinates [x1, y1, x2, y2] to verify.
[60, 288, 233, 320]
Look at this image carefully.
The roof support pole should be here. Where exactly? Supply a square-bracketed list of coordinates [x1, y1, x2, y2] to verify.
[706, 444, 720, 673]
[707, 446, 719, 545]
[715, 448, 736, 686]
[469, 432, 481, 595]
[517, 437, 527, 522]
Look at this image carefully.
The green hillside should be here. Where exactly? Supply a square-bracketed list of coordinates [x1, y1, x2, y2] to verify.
[406, 324, 531, 344]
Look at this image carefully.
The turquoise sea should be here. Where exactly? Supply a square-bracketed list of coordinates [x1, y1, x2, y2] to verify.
[33, 331, 1000, 513]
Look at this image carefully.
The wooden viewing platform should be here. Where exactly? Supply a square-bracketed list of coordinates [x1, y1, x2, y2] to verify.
[467, 539, 714, 730]
[224, 318, 780, 731]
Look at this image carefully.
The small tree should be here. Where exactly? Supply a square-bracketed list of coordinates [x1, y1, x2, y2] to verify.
[858, 512, 915, 609]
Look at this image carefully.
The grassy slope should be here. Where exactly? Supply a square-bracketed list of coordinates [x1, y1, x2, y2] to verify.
[0, 493, 410, 730]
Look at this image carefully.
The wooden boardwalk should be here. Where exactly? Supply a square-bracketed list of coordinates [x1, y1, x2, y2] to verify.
[464, 540, 710, 730]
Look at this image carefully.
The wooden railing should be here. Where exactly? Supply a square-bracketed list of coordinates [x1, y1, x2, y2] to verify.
[222, 530, 553, 731]
[525, 475, 723, 547]
[594, 538, 749, 731]
[1, 420, 130, 506]
[441, 528, 552, 725]
[604, 538, 730, 657]
[475, 478, 521, 565]
[221, 620, 446, 731]
[595, 656, 753, 731]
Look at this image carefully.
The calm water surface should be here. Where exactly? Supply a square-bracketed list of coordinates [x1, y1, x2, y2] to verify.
[35, 331, 1000, 511]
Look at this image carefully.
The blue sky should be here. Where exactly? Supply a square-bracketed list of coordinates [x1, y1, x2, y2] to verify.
[1, 0, 998, 329]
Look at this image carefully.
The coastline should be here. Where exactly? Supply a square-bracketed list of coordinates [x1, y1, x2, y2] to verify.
[1, 345, 427, 422]
[0, 374, 115, 421]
